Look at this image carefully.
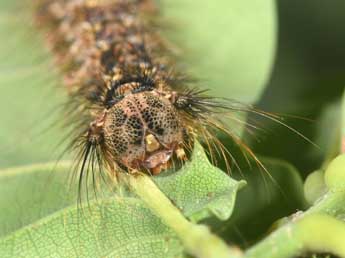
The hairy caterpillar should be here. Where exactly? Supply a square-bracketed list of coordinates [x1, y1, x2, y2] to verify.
[34, 0, 312, 197]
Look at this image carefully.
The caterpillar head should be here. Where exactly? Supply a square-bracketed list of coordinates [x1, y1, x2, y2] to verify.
[81, 85, 187, 177]
[100, 91, 185, 174]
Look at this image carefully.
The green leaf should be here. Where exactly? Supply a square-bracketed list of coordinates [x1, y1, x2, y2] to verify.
[304, 170, 327, 205]
[0, 142, 244, 257]
[160, 0, 277, 103]
[0, 10, 67, 168]
[219, 156, 307, 244]
[0, 198, 185, 258]
[155, 142, 246, 222]
[250, 0, 345, 174]
[0, 163, 74, 238]
[311, 100, 342, 168]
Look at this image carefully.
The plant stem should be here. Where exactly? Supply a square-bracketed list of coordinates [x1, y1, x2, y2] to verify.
[127, 174, 241, 258]
[127, 172, 345, 258]
[245, 214, 345, 258]
[244, 188, 345, 258]
[306, 190, 345, 217]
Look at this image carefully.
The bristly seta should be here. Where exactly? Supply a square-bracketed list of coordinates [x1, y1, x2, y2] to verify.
[34, 0, 315, 201]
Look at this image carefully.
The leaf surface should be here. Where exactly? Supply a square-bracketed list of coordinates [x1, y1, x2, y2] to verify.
[0, 198, 185, 258]
[0, 142, 245, 257]
[160, 0, 277, 103]
[155, 142, 246, 222]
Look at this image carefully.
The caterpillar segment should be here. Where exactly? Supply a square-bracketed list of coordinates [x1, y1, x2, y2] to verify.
[35, 0, 210, 175]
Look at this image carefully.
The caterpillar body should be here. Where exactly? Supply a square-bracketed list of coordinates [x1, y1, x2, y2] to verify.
[34, 0, 293, 188]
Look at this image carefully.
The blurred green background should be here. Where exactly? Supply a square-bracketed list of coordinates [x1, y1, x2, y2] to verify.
[251, 0, 345, 177]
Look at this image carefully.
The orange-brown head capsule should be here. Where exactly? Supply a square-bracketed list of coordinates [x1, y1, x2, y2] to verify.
[102, 90, 184, 171]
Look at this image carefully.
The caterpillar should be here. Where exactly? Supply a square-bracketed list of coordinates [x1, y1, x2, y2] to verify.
[34, 0, 311, 196]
